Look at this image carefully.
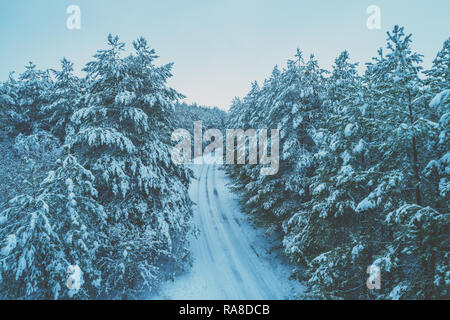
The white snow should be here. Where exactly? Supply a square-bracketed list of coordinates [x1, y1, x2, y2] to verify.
[313, 183, 326, 195]
[388, 282, 409, 300]
[0, 214, 7, 226]
[344, 123, 356, 137]
[353, 139, 366, 154]
[341, 151, 351, 165]
[1, 234, 16, 256]
[356, 197, 376, 212]
[150, 155, 304, 300]
[430, 89, 450, 108]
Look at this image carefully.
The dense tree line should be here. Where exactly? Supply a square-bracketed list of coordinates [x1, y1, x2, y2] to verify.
[227, 26, 449, 299]
[0, 35, 194, 299]
[175, 102, 227, 133]
[174, 102, 227, 154]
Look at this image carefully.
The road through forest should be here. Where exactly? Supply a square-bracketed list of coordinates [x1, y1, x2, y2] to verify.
[154, 160, 304, 299]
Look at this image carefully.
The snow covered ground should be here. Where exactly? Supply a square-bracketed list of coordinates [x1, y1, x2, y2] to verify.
[151, 158, 304, 300]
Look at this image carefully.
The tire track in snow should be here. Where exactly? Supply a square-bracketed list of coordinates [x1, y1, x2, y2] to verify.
[209, 164, 281, 299]
[204, 164, 257, 298]
[196, 165, 216, 265]
[151, 160, 304, 300]
[203, 164, 254, 298]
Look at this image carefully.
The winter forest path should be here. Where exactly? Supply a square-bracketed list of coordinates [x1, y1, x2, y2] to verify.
[152, 160, 304, 299]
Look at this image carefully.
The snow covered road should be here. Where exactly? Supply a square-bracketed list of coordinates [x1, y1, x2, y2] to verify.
[153, 161, 304, 300]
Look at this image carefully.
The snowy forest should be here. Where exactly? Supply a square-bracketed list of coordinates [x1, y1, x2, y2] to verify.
[226, 26, 449, 299]
[0, 26, 448, 300]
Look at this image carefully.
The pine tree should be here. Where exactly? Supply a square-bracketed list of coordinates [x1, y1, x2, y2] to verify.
[423, 39, 449, 209]
[282, 51, 373, 298]
[227, 51, 327, 231]
[0, 73, 20, 136]
[0, 156, 60, 299]
[39, 150, 106, 299]
[0, 149, 106, 299]
[424, 38, 449, 94]
[15, 63, 52, 134]
[355, 26, 449, 299]
[42, 58, 84, 141]
[226, 27, 449, 300]
[69, 35, 193, 298]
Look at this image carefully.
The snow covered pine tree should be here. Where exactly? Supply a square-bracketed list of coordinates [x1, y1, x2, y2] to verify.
[1, 35, 194, 299]
[227, 26, 449, 300]
[69, 35, 193, 298]
[42, 58, 84, 141]
[0, 147, 104, 299]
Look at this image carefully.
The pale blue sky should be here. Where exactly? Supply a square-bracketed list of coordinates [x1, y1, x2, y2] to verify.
[0, 0, 449, 109]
